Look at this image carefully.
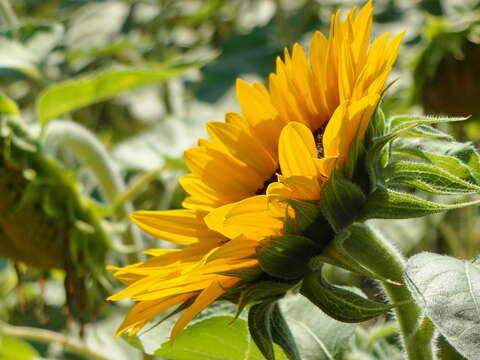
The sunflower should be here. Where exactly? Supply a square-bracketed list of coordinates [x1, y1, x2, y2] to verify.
[108, 1, 403, 340]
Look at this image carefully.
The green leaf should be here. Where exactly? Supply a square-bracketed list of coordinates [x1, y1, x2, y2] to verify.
[0, 336, 39, 360]
[359, 188, 480, 220]
[37, 64, 192, 126]
[319, 171, 366, 232]
[301, 270, 393, 323]
[0, 94, 19, 115]
[142, 315, 287, 360]
[280, 294, 356, 360]
[404, 253, 480, 360]
[258, 235, 320, 280]
[384, 161, 480, 195]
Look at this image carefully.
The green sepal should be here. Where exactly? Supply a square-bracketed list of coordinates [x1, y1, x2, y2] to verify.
[384, 160, 480, 195]
[258, 235, 320, 280]
[344, 137, 366, 180]
[312, 225, 400, 284]
[219, 266, 264, 282]
[319, 171, 366, 232]
[235, 281, 294, 319]
[300, 270, 394, 323]
[247, 301, 301, 360]
[392, 146, 479, 185]
[366, 114, 467, 191]
[270, 303, 301, 360]
[283, 199, 321, 235]
[248, 302, 276, 360]
[390, 124, 480, 183]
[359, 188, 480, 220]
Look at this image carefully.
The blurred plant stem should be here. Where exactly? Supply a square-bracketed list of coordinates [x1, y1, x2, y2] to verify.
[41, 120, 143, 263]
[365, 322, 398, 351]
[0, 0, 19, 35]
[0, 321, 112, 360]
[439, 205, 480, 259]
[291, 0, 317, 42]
[273, 0, 292, 47]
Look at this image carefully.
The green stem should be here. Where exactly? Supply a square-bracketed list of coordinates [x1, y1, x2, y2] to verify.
[0, 322, 112, 360]
[41, 120, 143, 263]
[359, 225, 434, 360]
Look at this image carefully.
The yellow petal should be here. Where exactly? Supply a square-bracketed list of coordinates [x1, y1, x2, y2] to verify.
[171, 278, 239, 340]
[184, 146, 264, 199]
[129, 209, 222, 245]
[206, 236, 258, 262]
[322, 102, 348, 159]
[207, 121, 277, 179]
[115, 293, 196, 337]
[278, 122, 318, 177]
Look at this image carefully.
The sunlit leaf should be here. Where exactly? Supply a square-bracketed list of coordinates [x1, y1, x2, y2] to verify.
[37, 64, 195, 126]
[0, 38, 40, 80]
[405, 253, 480, 360]
[281, 294, 357, 360]
[129, 314, 288, 360]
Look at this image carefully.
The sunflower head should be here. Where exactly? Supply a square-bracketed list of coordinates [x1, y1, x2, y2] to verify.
[108, 1, 405, 358]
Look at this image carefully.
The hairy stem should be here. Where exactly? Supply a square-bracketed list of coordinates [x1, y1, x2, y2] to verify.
[41, 120, 143, 263]
[0, 322, 112, 360]
[359, 225, 434, 360]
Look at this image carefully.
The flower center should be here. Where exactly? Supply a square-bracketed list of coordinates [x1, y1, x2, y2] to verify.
[255, 168, 279, 195]
[313, 123, 327, 159]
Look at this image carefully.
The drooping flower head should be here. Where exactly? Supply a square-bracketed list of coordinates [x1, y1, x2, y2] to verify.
[108, 1, 403, 341]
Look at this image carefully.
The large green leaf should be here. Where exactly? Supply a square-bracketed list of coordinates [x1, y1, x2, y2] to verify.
[405, 253, 480, 360]
[37, 64, 194, 125]
[127, 305, 288, 360]
[280, 294, 357, 360]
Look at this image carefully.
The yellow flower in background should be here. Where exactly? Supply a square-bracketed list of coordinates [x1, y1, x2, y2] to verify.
[108, 1, 403, 340]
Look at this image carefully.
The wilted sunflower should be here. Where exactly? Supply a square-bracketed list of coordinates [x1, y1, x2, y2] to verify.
[108, 1, 403, 340]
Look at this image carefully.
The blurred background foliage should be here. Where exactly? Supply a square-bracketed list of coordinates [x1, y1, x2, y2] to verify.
[0, 0, 479, 359]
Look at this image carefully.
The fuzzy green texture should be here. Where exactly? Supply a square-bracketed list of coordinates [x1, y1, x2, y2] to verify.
[0, 115, 111, 322]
